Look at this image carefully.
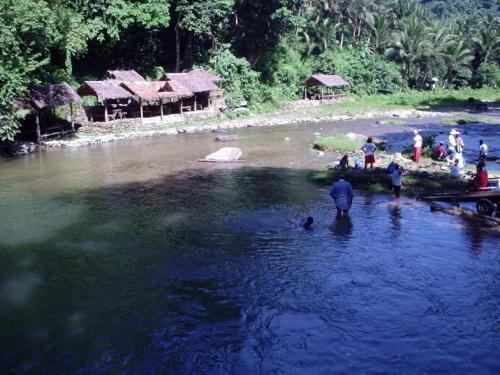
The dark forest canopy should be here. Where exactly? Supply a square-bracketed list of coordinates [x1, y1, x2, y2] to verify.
[1, 0, 499, 140]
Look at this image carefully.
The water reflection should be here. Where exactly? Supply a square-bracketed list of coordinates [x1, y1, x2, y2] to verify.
[389, 203, 402, 234]
[330, 216, 353, 238]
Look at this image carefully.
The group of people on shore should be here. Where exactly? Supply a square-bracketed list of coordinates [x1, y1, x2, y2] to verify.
[329, 128, 493, 216]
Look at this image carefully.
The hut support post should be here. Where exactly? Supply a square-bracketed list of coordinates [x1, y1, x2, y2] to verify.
[35, 111, 41, 145]
[160, 99, 164, 121]
[180, 99, 183, 116]
[304, 86, 307, 99]
[194, 95, 197, 111]
[140, 99, 144, 123]
[104, 100, 108, 122]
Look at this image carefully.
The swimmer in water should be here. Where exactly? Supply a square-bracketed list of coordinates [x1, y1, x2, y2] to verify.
[303, 216, 314, 230]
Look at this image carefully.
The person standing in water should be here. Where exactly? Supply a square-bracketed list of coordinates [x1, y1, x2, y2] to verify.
[391, 163, 403, 201]
[330, 176, 354, 217]
[413, 130, 423, 163]
[362, 137, 377, 170]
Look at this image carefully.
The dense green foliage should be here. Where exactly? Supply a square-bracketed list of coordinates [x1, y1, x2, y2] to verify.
[0, 0, 498, 140]
[313, 48, 406, 94]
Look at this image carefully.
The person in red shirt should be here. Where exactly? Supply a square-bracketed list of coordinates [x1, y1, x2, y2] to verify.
[467, 162, 488, 191]
[434, 142, 446, 160]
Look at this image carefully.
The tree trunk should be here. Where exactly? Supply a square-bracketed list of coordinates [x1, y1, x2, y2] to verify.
[175, 15, 181, 72]
[340, 32, 344, 49]
[183, 31, 194, 70]
[35, 112, 41, 145]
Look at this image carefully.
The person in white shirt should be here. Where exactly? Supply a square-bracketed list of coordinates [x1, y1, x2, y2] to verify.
[479, 139, 488, 162]
[447, 129, 458, 162]
[456, 133, 464, 154]
[362, 137, 377, 169]
[413, 130, 423, 163]
[450, 159, 462, 178]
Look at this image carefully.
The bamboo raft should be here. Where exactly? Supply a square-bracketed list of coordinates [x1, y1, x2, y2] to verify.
[421, 190, 500, 216]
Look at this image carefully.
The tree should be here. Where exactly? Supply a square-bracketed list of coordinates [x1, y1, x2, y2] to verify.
[0, 0, 61, 140]
[472, 20, 500, 65]
[231, 0, 304, 67]
[368, 16, 392, 53]
[385, 16, 432, 86]
[170, 0, 234, 71]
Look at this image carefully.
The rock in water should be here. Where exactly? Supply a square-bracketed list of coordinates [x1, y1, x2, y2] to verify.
[7, 141, 38, 156]
[214, 134, 238, 142]
[204, 147, 242, 162]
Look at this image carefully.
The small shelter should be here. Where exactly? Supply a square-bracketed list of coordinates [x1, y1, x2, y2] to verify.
[304, 74, 348, 100]
[120, 81, 193, 120]
[77, 81, 137, 122]
[105, 69, 146, 82]
[160, 69, 223, 111]
[27, 83, 82, 143]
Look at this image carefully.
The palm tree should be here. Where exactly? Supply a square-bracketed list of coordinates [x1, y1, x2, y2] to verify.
[472, 22, 500, 64]
[441, 39, 474, 87]
[385, 16, 432, 86]
[367, 16, 392, 53]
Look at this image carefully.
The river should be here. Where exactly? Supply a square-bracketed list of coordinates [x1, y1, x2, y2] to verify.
[1, 119, 499, 373]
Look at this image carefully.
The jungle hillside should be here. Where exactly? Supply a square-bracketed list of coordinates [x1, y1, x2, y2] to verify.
[0, 0, 499, 140]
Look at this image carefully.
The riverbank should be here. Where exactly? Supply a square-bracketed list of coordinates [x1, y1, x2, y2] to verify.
[309, 168, 469, 196]
[42, 88, 499, 148]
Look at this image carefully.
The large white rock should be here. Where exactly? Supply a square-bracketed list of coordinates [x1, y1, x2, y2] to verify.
[204, 147, 242, 161]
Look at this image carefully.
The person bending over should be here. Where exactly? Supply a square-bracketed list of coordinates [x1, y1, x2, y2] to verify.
[330, 177, 354, 217]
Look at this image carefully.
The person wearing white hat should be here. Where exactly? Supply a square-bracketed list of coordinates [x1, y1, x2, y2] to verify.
[413, 129, 423, 163]
[447, 129, 458, 161]
[479, 139, 488, 162]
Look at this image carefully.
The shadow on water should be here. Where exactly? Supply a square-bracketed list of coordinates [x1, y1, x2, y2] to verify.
[1, 165, 500, 372]
[0, 166, 329, 372]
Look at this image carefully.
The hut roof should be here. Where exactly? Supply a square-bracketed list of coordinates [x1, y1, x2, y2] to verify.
[28, 83, 82, 110]
[163, 80, 193, 97]
[78, 81, 135, 101]
[120, 81, 192, 102]
[306, 74, 348, 87]
[106, 69, 146, 81]
[161, 69, 220, 93]
[190, 69, 222, 82]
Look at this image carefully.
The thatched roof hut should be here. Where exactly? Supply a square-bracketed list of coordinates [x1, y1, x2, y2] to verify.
[120, 81, 192, 102]
[29, 83, 82, 110]
[105, 70, 146, 82]
[189, 69, 223, 82]
[160, 69, 221, 93]
[77, 81, 136, 102]
[305, 74, 348, 88]
[23, 83, 82, 144]
[163, 80, 194, 97]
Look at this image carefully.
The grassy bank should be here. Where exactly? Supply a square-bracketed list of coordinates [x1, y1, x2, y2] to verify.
[289, 88, 498, 117]
[309, 169, 467, 196]
[440, 114, 499, 126]
[313, 132, 364, 153]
